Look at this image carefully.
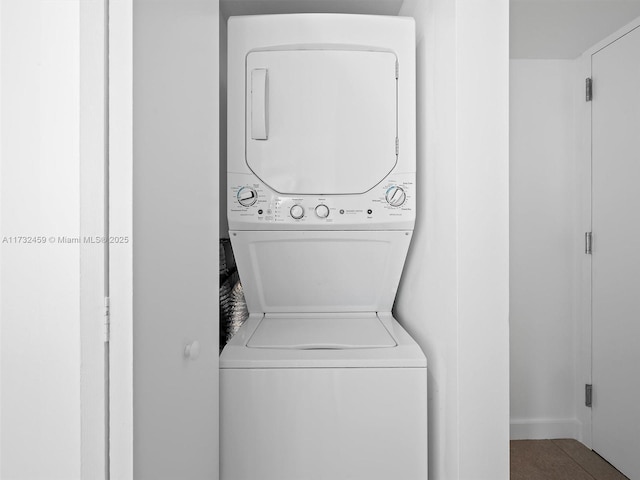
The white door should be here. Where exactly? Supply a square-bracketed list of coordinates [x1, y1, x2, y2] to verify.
[591, 24, 640, 479]
[123, 1, 220, 479]
[246, 49, 398, 195]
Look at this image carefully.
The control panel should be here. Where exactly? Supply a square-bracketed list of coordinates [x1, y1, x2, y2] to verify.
[228, 172, 416, 231]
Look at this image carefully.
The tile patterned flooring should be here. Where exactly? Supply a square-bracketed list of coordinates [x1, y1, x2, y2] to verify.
[511, 439, 629, 480]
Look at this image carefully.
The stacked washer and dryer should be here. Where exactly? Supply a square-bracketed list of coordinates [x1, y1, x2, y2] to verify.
[221, 14, 427, 480]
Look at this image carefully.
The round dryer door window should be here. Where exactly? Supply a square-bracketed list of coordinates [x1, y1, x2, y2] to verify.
[245, 48, 398, 195]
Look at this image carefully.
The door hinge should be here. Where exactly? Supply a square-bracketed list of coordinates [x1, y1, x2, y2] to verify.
[395, 137, 399, 156]
[586, 77, 592, 102]
[585, 231, 593, 254]
[104, 296, 111, 342]
[395, 60, 399, 79]
[585, 384, 593, 407]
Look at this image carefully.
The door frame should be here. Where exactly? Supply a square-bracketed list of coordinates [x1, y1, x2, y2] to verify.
[108, 0, 133, 478]
[576, 13, 640, 449]
[80, 0, 109, 477]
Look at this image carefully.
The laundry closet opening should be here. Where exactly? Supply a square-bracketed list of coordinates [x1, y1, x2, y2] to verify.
[216, 3, 429, 480]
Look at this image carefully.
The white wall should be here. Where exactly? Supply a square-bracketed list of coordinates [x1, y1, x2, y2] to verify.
[132, 1, 219, 478]
[509, 59, 580, 440]
[511, 0, 640, 59]
[396, 1, 459, 477]
[456, 2, 510, 477]
[0, 1, 82, 478]
[396, 1, 510, 479]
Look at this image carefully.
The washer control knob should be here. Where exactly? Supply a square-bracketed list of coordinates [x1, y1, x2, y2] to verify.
[237, 187, 257, 207]
[385, 185, 407, 207]
[315, 204, 330, 218]
[290, 204, 305, 219]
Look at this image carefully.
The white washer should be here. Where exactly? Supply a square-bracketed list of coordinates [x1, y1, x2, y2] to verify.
[222, 14, 427, 480]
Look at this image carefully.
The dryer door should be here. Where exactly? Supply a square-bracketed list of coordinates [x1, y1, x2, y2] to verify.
[245, 49, 398, 195]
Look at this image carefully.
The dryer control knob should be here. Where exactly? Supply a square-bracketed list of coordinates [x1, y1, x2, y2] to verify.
[290, 204, 305, 219]
[237, 187, 257, 207]
[315, 204, 330, 218]
[385, 186, 407, 207]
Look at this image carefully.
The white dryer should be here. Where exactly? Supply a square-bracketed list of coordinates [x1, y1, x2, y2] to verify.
[221, 14, 427, 480]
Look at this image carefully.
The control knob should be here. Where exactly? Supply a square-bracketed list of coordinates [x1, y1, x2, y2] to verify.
[237, 187, 257, 207]
[385, 185, 406, 207]
[315, 204, 330, 218]
[290, 204, 305, 219]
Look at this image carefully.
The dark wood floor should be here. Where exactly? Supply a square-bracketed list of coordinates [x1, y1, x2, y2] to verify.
[511, 439, 629, 480]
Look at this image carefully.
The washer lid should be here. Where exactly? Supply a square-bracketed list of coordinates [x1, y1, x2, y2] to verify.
[245, 48, 398, 195]
[229, 230, 412, 314]
[247, 313, 397, 349]
[220, 313, 426, 369]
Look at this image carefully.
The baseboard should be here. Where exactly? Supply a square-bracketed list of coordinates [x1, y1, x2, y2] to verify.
[510, 418, 581, 440]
